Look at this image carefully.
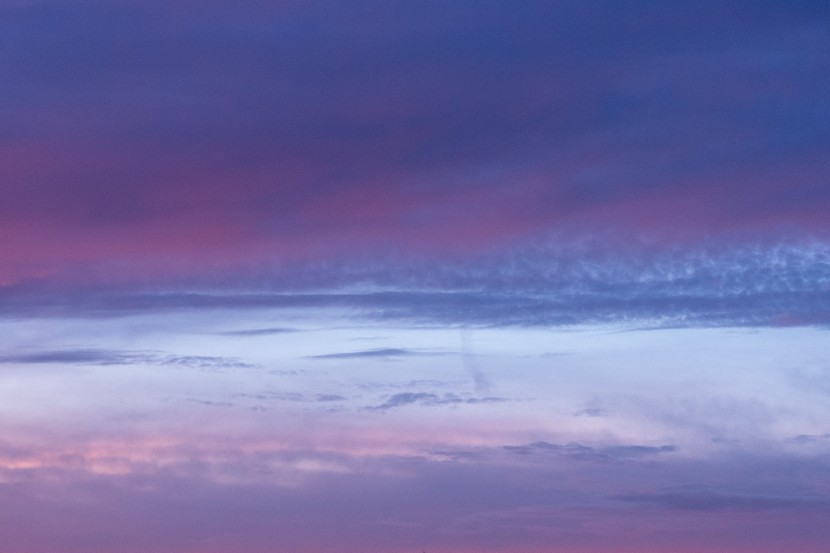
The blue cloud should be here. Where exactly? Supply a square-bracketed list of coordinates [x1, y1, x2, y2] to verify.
[2, 241, 829, 327]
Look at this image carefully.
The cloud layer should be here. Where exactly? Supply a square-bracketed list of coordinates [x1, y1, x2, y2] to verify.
[2, 240, 828, 327]
[2, 0, 829, 283]
[3, 2, 830, 552]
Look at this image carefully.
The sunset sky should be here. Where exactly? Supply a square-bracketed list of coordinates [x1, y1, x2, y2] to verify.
[2, 1, 830, 552]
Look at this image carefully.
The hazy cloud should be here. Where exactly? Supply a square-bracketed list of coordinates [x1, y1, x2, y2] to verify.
[503, 441, 677, 461]
[791, 433, 830, 444]
[575, 408, 606, 417]
[615, 491, 830, 512]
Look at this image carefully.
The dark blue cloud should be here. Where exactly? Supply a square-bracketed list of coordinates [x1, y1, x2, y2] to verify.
[2, 241, 829, 327]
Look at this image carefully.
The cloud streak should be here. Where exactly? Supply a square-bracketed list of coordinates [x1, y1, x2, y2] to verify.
[503, 441, 677, 461]
[0, 349, 254, 369]
[309, 348, 417, 360]
[369, 392, 507, 412]
[216, 327, 297, 337]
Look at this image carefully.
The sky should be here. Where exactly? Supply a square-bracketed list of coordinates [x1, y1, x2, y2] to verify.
[1, 1, 830, 552]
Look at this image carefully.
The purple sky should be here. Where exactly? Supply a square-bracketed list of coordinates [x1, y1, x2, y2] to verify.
[2, 1, 830, 552]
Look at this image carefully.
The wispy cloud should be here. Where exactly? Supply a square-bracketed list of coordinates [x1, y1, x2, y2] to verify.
[309, 347, 450, 360]
[369, 392, 507, 411]
[0, 349, 255, 369]
[503, 441, 677, 461]
[233, 392, 346, 403]
[309, 347, 413, 360]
